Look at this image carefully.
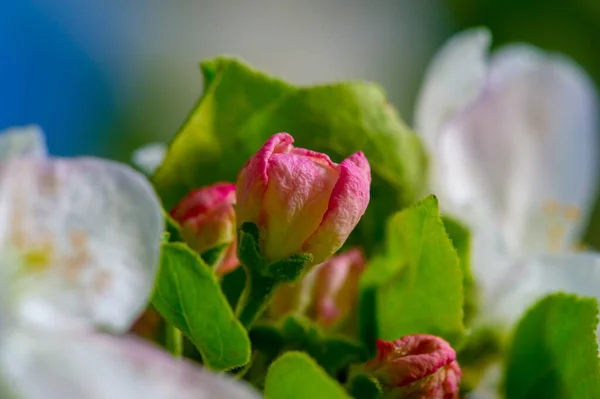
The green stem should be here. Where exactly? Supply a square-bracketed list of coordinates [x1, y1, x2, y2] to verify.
[165, 323, 183, 358]
[236, 264, 278, 328]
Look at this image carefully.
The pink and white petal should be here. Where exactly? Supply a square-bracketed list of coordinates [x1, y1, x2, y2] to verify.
[482, 253, 600, 328]
[303, 152, 371, 265]
[236, 133, 293, 226]
[260, 152, 339, 262]
[0, 331, 259, 399]
[171, 182, 236, 222]
[0, 125, 47, 160]
[0, 157, 163, 334]
[131, 142, 167, 176]
[438, 46, 598, 256]
[414, 28, 490, 156]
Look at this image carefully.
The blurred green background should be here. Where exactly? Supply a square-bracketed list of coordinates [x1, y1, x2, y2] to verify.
[3, 0, 600, 244]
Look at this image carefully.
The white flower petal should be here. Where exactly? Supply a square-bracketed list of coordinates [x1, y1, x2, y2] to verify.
[132, 142, 167, 176]
[0, 158, 163, 334]
[483, 252, 600, 327]
[0, 125, 47, 160]
[414, 28, 490, 157]
[0, 330, 259, 399]
[438, 45, 598, 256]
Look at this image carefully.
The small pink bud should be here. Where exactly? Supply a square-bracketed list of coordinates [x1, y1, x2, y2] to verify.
[236, 133, 371, 265]
[312, 248, 366, 328]
[366, 335, 461, 399]
[268, 248, 365, 328]
[170, 182, 239, 274]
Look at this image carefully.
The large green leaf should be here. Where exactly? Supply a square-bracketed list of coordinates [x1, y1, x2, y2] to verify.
[152, 242, 251, 370]
[152, 58, 426, 251]
[504, 293, 600, 399]
[362, 195, 464, 346]
[264, 352, 352, 399]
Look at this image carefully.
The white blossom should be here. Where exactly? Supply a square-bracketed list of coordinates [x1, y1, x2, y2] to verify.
[0, 127, 258, 399]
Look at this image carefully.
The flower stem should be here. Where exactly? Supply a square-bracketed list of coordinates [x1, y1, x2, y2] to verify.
[236, 264, 278, 328]
[166, 324, 183, 358]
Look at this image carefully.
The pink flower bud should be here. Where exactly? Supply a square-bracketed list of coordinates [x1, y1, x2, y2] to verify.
[366, 335, 461, 399]
[170, 182, 239, 274]
[236, 133, 371, 265]
[311, 248, 366, 328]
[267, 248, 364, 327]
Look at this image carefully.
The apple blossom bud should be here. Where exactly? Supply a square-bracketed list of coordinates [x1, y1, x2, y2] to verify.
[366, 335, 461, 399]
[171, 182, 239, 274]
[236, 133, 371, 266]
[268, 248, 365, 328]
[311, 248, 366, 328]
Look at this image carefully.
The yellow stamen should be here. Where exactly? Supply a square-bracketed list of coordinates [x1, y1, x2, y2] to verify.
[543, 200, 560, 215]
[564, 205, 581, 222]
[22, 243, 54, 272]
[547, 223, 565, 253]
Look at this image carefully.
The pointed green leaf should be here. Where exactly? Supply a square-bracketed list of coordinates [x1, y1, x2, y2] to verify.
[442, 216, 477, 326]
[265, 352, 352, 399]
[364, 195, 464, 346]
[152, 242, 251, 370]
[504, 293, 600, 399]
[152, 58, 426, 252]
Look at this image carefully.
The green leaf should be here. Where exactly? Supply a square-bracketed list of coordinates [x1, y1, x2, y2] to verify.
[504, 293, 600, 399]
[152, 58, 426, 253]
[363, 195, 465, 346]
[163, 210, 184, 243]
[279, 315, 368, 375]
[250, 324, 286, 358]
[264, 352, 352, 399]
[221, 265, 247, 309]
[442, 216, 477, 326]
[347, 374, 383, 399]
[152, 242, 251, 370]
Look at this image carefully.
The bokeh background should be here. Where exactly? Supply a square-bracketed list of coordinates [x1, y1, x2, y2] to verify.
[3, 0, 600, 242]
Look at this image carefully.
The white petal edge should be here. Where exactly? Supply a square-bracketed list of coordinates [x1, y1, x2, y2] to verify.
[482, 252, 600, 331]
[490, 45, 598, 255]
[132, 142, 167, 176]
[413, 28, 491, 157]
[0, 157, 164, 334]
[438, 45, 598, 256]
[0, 330, 260, 399]
[0, 125, 47, 161]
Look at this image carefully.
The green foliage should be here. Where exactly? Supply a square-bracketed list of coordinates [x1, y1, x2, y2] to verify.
[163, 210, 184, 243]
[347, 374, 383, 399]
[279, 315, 368, 375]
[152, 242, 251, 370]
[235, 222, 314, 327]
[361, 195, 465, 346]
[221, 266, 247, 309]
[264, 352, 352, 399]
[504, 293, 600, 399]
[250, 315, 367, 378]
[152, 57, 426, 253]
[442, 216, 477, 326]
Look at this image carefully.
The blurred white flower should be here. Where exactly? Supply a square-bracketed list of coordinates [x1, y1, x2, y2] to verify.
[0, 127, 258, 399]
[132, 142, 167, 176]
[0, 125, 47, 160]
[414, 29, 600, 327]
